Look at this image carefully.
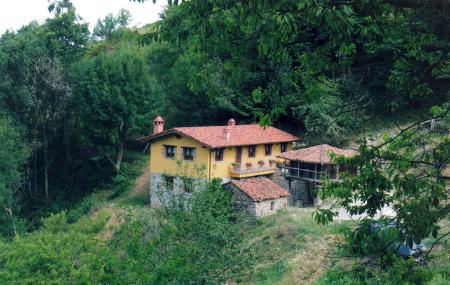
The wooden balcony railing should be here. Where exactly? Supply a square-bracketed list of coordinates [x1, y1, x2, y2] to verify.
[229, 164, 276, 178]
[279, 165, 336, 182]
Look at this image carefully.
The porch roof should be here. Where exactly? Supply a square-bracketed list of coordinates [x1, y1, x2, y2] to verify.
[277, 144, 357, 165]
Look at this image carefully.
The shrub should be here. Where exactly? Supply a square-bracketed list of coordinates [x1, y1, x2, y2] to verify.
[66, 194, 99, 223]
[109, 180, 254, 284]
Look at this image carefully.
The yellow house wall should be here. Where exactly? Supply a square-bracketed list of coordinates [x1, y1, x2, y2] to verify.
[149, 135, 211, 179]
[150, 135, 293, 180]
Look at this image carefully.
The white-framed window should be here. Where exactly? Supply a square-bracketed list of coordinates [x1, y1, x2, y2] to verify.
[164, 145, 176, 159]
[248, 145, 256, 157]
[182, 147, 196, 161]
[215, 148, 224, 161]
[264, 144, 272, 156]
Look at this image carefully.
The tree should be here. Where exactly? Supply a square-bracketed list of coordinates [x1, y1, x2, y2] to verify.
[314, 104, 450, 281]
[0, 117, 28, 237]
[29, 56, 71, 201]
[92, 9, 132, 41]
[73, 45, 164, 172]
[135, 0, 449, 139]
[0, 0, 88, 202]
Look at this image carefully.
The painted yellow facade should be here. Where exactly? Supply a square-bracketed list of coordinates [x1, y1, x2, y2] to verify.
[149, 134, 293, 180]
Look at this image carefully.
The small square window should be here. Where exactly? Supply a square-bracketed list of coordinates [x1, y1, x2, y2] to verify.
[270, 201, 275, 210]
[215, 148, 224, 161]
[248, 145, 256, 158]
[182, 147, 196, 161]
[164, 175, 174, 190]
[164, 145, 176, 159]
[264, 144, 272, 156]
[280, 143, 288, 153]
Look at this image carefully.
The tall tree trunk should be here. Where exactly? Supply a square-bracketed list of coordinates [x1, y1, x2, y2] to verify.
[63, 115, 72, 165]
[5, 204, 17, 237]
[43, 131, 49, 201]
[114, 140, 124, 172]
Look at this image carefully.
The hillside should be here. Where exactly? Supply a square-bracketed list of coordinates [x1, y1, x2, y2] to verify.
[0, 0, 448, 284]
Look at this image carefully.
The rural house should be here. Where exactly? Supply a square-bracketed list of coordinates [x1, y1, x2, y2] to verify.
[142, 116, 299, 208]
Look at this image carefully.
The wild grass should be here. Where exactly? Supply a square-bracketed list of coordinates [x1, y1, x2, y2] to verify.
[240, 208, 347, 285]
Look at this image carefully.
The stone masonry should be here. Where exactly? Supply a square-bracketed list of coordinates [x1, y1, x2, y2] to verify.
[269, 168, 308, 206]
[149, 172, 207, 207]
[224, 183, 288, 218]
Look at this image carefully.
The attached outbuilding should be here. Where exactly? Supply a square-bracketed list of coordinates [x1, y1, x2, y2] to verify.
[276, 144, 357, 206]
[225, 177, 290, 218]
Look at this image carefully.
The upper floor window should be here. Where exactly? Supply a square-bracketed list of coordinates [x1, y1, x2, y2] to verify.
[248, 145, 256, 157]
[280, 143, 288, 153]
[182, 147, 196, 161]
[215, 148, 224, 161]
[264, 144, 272, 156]
[164, 145, 176, 159]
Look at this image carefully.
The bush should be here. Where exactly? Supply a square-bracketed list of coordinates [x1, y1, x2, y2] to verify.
[66, 194, 99, 223]
[0, 212, 110, 284]
[108, 180, 254, 284]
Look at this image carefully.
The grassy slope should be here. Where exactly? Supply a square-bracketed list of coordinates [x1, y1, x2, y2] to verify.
[240, 209, 346, 285]
[83, 147, 448, 285]
[84, 151, 347, 284]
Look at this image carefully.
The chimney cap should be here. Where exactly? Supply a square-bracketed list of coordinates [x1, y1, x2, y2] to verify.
[228, 118, 236, 126]
[154, 116, 164, 122]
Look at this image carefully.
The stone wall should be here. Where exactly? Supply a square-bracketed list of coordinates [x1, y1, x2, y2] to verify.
[224, 184, 256, 217]
[149, 172, 207, 207]
[254, 197, 288, 218]
[269, 168, 307, 206]
[268, 168, 290, 190]
[224, 184, 288, 218]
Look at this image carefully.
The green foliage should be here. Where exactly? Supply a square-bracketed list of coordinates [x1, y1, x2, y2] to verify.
[108, 180, 253, 284]
[143, 0, 449, 136]
[72, 45, 164, 171]
[315, 257, 434, 285]
[314, 105, 450, 283]
[255, 260, 290, 284]
[0, 117, 29, 237]
[92, 9, 132, 41]
[0, 211, 111, 284]
[66, 194, 100, 223]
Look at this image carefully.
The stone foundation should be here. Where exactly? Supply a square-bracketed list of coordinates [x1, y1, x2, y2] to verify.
[149, 172, 207, 207]
[269, 169, 309, 206]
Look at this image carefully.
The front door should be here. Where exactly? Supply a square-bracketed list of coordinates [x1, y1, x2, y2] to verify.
[235, 147, 242, 164]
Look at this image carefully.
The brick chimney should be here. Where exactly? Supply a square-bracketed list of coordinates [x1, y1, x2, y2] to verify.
[153, 116, 164, 135]
[223, 126, 231, 141]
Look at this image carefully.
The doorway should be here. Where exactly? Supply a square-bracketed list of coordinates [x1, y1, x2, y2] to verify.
[235, 147, 242, 164]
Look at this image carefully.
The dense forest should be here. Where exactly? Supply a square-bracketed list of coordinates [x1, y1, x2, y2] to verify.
[0, 0, 449, 284]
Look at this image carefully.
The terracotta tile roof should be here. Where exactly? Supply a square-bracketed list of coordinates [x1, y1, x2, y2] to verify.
[229, 177, 290, 202]
[277, 144, 357, 165]
[144, 124, 299, 149]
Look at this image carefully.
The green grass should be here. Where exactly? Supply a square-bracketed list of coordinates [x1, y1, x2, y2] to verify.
[100, 150, 149, 207]
[255, 260, 290, 284]
[240, 208, 347, 284]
